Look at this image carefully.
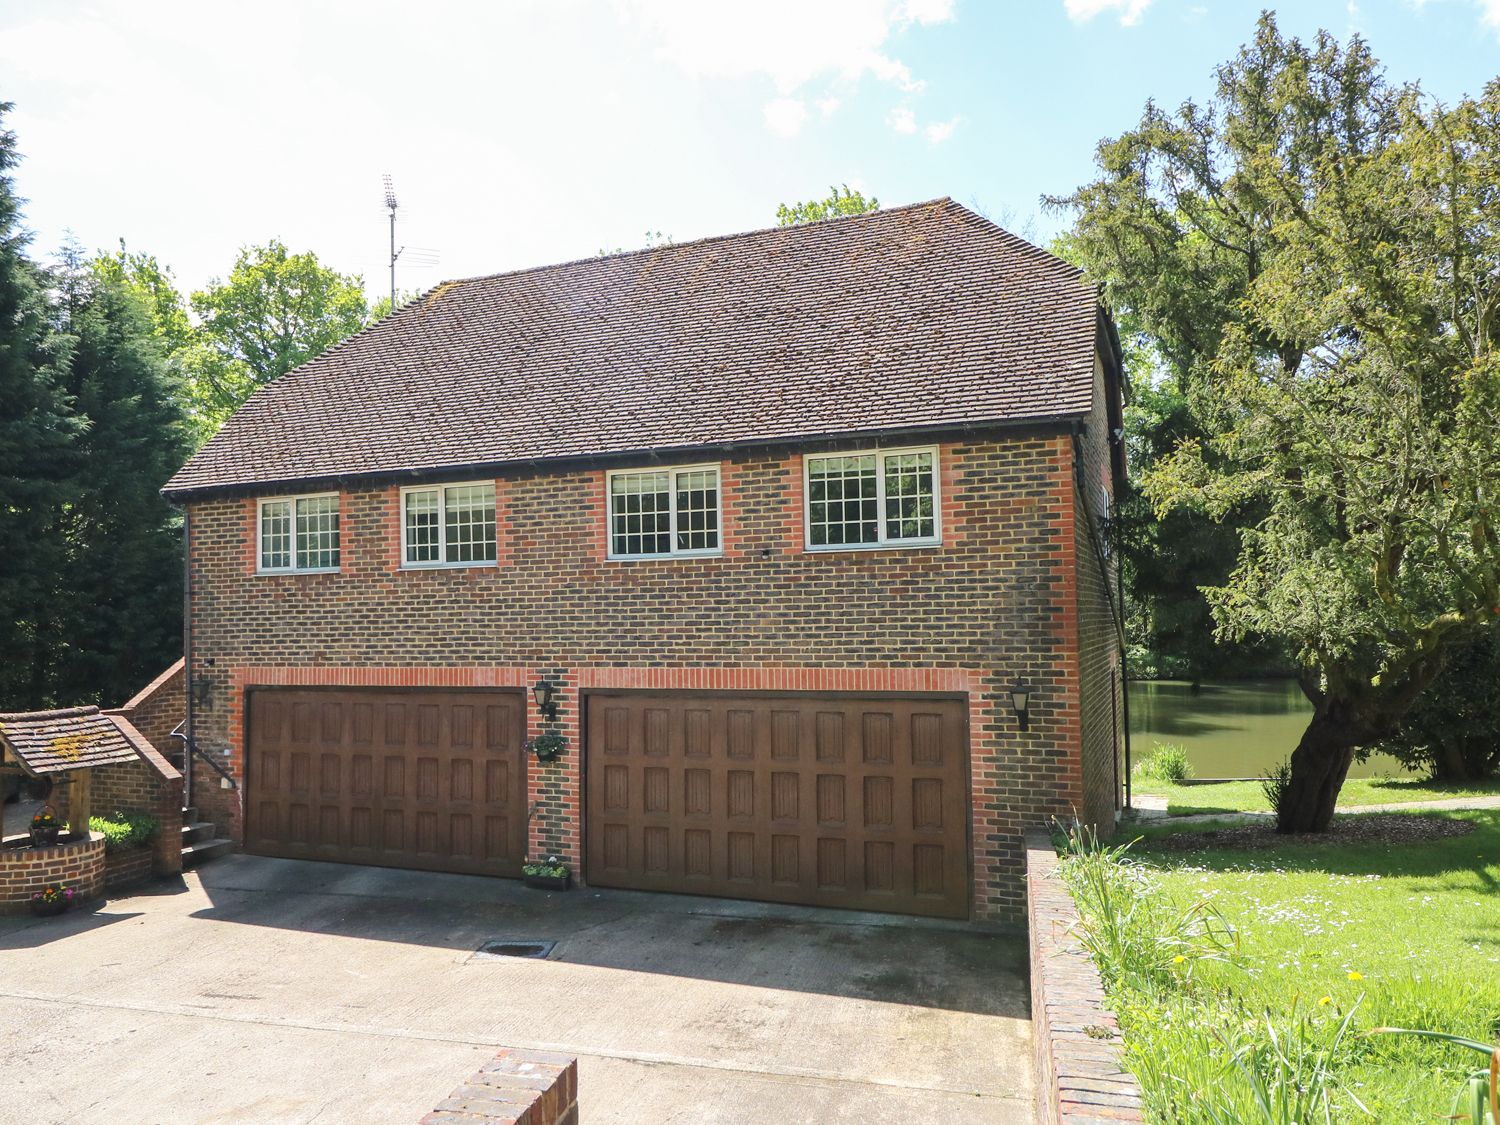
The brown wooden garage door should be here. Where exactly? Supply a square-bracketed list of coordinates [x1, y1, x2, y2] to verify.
[246, 688, 527, 876]
[585, 692, 969, 918]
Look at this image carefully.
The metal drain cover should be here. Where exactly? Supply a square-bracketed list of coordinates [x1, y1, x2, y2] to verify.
[471, 939, 556, 961]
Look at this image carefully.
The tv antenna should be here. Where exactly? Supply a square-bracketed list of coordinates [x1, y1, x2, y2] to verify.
[382, 174, 439, 310]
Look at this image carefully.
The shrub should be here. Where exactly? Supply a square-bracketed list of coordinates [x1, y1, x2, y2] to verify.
[1376, 630, 1500, 781]
[1138, 742, 1194, 784]
[89, 810, 160, 853]
[1261, 759, 1293, 825]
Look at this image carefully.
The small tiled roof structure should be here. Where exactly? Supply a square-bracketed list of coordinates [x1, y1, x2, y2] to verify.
[164, 198, 1110, 498]
[0, 706, 144, 776]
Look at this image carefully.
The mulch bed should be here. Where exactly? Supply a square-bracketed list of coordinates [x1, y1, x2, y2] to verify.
[1152, 812, 1476, 852]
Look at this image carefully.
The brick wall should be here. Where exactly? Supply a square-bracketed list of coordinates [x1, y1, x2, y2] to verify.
[185, 429, 1113, 922]
[58, 714, 185, 877]
[1074, 356, 1126, 833]
[104, 845, 155, 890]
[1026, 830, 1142, 1123]
[0, 834, 106, 913]
[421, 1047, 578, 1124]
[120, 659, 185, 760]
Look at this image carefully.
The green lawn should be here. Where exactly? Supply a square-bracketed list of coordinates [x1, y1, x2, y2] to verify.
[1130, 772, 1500, 816]
[1072, 811, 1500, 1121]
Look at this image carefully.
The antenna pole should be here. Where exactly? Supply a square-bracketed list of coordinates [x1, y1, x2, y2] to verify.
[383, 173, 400, 310]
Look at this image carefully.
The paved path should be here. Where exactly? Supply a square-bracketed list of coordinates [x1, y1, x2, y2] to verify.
[1126, 793, 1500, 828]
[0, 854, 1032, 1124]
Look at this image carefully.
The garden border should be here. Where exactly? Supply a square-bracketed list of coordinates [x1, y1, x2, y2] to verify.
[1026, 827, 1143, 1123]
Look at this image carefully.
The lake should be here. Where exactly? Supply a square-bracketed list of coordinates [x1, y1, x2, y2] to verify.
[1127, 679, 1404, 780]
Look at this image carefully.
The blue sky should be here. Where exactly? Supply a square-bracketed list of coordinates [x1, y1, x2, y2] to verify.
[1, 0, 1496, 304]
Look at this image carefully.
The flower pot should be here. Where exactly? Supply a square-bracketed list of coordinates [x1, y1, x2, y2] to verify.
[522, 872, 571, 891]
[29, 897, 70, 918]
[29, 827, 61, 847]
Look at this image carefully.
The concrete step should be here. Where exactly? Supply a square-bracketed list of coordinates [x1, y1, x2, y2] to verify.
[181, 837, 233, 869]
[181, 821, 216, 846]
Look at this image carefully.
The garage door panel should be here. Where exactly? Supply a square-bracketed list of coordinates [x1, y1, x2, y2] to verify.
[586, 692, 969, 919]
[247, 689, 526, 877]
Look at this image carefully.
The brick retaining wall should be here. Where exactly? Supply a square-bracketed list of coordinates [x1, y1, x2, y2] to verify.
[420, 1047, 578, 1124]
[1026, 828, 1143, 1123]
[0, 833, 106, 914]
[104, 845, 155, 890]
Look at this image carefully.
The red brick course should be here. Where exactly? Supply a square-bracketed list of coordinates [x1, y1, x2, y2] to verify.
[420, 1047, 578, 1125]
[184, 432, 1122, 922]
[1027, 829, 1143, 1123]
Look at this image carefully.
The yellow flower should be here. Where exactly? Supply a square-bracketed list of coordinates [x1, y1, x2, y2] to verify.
[1318, 996, 1332, 1007]
[1172, 955, 1186, 964]
[1347, 971, 1363, 981]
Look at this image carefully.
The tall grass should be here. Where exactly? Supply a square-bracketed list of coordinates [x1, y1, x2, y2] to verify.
[1137, 742, 1194, 784]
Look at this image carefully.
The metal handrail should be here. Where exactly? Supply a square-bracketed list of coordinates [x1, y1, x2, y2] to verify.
[169, 721, 238, 791]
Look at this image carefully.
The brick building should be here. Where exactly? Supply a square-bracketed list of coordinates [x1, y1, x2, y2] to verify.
[162, 199, 1125, 923]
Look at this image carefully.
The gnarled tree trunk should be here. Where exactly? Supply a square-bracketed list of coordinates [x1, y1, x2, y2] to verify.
[1279, 707, 1362, 833]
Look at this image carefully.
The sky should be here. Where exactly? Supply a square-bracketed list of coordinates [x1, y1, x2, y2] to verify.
[1, 0, 1497, 306]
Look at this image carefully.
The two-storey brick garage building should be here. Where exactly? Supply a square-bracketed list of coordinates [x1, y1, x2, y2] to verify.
[163, 199, 1125, 923]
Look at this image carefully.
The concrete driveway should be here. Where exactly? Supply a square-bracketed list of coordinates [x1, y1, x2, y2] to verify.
[0, 856, 1032, 1123]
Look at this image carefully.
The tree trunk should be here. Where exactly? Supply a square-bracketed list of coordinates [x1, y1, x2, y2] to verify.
[1432, 741, 1472, 782]
[1279, 710, 1360, 833]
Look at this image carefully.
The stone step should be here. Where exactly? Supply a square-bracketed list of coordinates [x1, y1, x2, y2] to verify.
[181, 806, 198, 824]
[181, 837, 233, 869]
[181, 821, 216, 846]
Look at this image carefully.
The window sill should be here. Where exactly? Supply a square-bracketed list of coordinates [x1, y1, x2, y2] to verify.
[255, 568, 342, 577]
[606, 552, 725, 563]
[803, 541, 943, 554]
[399, 561, 500, 571]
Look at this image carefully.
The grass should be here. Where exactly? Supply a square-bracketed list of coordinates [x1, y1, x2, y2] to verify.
[1066, 810, 1500, 1121]
[1130, 773, 1500, 817]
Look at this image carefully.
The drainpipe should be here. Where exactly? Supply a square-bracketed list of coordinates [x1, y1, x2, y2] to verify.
[182, 506, 193, 813]
[1119, 559, 1132, 811]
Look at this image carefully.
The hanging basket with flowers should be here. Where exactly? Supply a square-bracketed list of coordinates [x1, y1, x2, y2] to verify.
[29, 806, 63, 847]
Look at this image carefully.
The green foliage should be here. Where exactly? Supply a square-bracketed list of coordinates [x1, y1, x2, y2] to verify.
[1137, 741, 1193, 784]
[1379, 629, 1500, 781]
[0, 103, 80, 709]
[186, 240, 368, 436]
[775, 184, 879, 226]
[522, 854, 569, 878]
[1260, 760, 1294, 823]
[88, 809, 161, 852]
[1365, 1028, 1498, 1125]
[1058, 824, 1234, 995]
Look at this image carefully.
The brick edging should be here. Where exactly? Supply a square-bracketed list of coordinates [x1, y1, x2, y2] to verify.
[420, 1047, 577, 1124]
[1026, 828, 1143, 1123]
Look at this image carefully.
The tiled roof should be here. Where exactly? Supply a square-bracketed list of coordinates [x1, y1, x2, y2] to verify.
[0, 706, 143, 776]
[164, 198, 1102, 497]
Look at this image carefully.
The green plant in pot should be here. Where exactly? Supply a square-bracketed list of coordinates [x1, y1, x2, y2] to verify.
[527, 734, 565, 763]
[522, 854, 571, 890]
[30, 883, 75, 917]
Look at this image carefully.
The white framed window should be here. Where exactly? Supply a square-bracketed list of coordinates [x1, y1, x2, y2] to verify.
[607, 464, 721, 560]
[401, 481, 498, 567]
[804, 446, 941, 550]
[257, 493, 341, 573]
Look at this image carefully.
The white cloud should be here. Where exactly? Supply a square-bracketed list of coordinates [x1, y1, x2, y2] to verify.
[763, 97, 809, 136]
[816, 96, 842, 117]
[1480, 0, 1500, 29]
[887, 106, 917, 134]
[615, 0, 953, 93]
[924, 116, 959, 144]
[1063, 0, 1153, 26]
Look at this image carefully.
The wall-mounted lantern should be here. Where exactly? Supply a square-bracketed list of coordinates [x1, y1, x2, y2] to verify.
[532, 681, 558, 722]
[1010, 681, 1031, 733]
[191, 675, 213, 708]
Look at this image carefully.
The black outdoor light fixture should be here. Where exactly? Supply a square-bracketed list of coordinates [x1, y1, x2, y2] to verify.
[533, 681, 558, 722]
[1010, 681, 1031, 733]
[190, 675, 213, 708]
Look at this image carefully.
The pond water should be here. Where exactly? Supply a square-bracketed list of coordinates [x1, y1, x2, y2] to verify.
[1127, 679, 1404, 780]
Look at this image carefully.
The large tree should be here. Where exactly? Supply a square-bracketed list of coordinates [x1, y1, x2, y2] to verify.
[185, 240, 367, 434]
[1043, 14, 1389, 682]
[1141, 36, 1500, 829]
[0, 104, 77, 709]
[51, 250, 192, 706]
